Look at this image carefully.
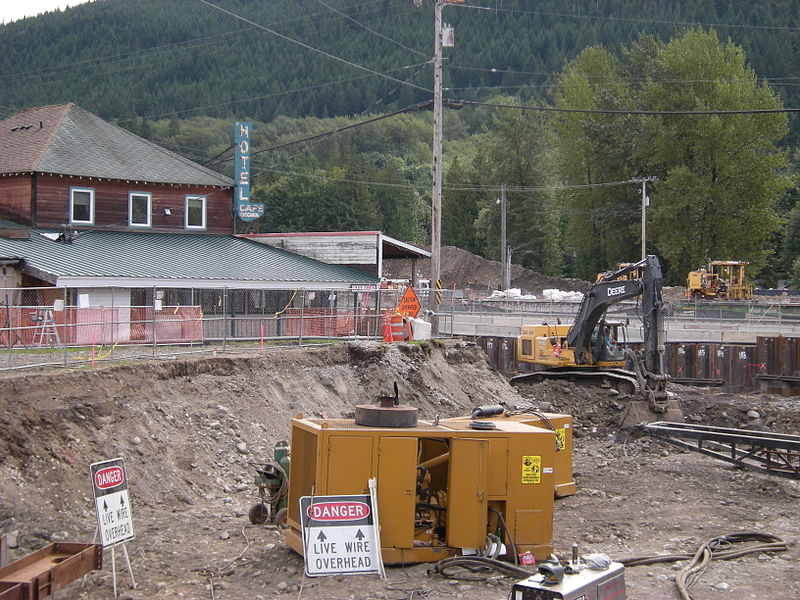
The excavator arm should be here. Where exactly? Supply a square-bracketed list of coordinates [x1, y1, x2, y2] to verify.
[568, 256, 672, 417]
[567, 277, 643, 364]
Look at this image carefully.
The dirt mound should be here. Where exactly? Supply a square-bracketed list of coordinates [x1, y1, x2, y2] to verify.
[1, 342, 799, 599]
[384, 245, 590, 296]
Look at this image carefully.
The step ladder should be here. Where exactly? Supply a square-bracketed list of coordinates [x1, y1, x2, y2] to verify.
[31, 309, 61, 348]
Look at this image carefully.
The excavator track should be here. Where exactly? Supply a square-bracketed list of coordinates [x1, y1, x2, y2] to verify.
[510, 368, 640, 395]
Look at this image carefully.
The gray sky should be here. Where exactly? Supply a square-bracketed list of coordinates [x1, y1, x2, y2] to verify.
[0, 1, 92, 24]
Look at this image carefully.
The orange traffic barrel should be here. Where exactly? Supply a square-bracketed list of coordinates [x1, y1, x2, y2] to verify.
[389, 314, 405, 342]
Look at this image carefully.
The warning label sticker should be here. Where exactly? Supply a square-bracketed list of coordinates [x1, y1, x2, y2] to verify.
[556, 428, 566, 450]
[521, 455, 541, 484]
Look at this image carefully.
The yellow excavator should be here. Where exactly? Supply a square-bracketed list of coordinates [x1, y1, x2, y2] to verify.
[513, 255, 683, 425]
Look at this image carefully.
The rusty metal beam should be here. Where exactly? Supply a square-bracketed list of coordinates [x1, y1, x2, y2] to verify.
[643, 421, 800, 478]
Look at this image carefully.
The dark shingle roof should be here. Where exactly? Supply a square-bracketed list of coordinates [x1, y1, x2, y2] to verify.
[0, 104, 233, 187]
[0, 229, 377, 288]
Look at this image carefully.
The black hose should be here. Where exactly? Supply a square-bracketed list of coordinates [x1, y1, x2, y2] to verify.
[619, 532, 790, 600]
[489, 507, 519, 566]
[428, 556, 534, 581]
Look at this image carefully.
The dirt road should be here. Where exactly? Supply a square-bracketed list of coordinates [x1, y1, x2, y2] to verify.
[0, 341, 797, 599]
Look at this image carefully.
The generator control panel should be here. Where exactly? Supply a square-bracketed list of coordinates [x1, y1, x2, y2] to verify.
[511, 561, 625, 600]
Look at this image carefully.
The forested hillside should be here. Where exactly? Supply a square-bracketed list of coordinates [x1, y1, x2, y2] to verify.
[2, 0, 800, 285]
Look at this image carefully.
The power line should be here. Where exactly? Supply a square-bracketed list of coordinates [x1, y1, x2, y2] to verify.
[196, 0, 431, 93]
[451, 98, 800, 115]
[457, 2, 800, 33]
[316, 0, 428, 58]
[448, 63, 800, 86]
[208, 100, 434, 167]
[143, 71, 381, 120]
[0, 1, 419, 93]
[249, 165, 651, 193]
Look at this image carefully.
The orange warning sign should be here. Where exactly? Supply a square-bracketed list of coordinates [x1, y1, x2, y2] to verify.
[396, 286, 421, 318]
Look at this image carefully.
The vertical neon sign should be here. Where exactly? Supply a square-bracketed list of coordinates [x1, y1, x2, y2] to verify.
[234, 121, 263, 221]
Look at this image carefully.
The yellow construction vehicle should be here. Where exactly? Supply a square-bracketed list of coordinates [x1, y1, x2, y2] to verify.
[685, 260, 752, 300]
[595, 262, 643, 282]
[514, 256, 682, 425]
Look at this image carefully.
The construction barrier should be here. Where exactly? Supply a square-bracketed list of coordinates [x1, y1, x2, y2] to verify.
[466, 336, 800, 396]
[389, 314, 405, 342]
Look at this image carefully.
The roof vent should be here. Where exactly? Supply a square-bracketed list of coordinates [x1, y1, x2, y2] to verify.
[56, 224, 76, 244]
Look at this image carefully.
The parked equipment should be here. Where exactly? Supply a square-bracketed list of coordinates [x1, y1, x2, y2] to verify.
[284, 396, 575, 565]
[511, 559, 625, 600]
[514, 255, 682, 425]
[248, 441, 290, 526]
[595, 262, 643, 283]
[685, 260, 752, 300]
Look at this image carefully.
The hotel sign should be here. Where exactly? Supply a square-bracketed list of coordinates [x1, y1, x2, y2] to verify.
[234, 121, 264, 221]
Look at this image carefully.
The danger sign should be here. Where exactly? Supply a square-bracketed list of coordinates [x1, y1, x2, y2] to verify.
[90, 458, 135, 548]
[396, 286, 421, 318]
[300, 495, 380, 577]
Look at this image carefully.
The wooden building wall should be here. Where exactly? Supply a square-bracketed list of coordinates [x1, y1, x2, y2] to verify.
[247, 233, 380, 266]
[0, 174, 233, 234]
[0, 176, 32, 224]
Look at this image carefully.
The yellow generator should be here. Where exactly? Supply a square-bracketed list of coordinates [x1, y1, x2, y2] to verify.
[285, 403, 574, 565]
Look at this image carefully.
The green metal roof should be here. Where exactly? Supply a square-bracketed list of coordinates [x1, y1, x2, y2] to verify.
[0, 230, 378, 289]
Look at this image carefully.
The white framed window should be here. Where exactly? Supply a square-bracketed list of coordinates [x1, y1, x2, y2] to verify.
[185, 194, 207, 230]
[128, 191, 152, 227]
[69, 187, 95, 225]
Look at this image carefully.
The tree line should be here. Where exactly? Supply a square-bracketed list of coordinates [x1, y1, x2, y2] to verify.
[2, 2, 800, 286]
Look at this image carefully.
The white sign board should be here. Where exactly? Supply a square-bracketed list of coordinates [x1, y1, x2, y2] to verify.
[299, 495, 380, 577]
[90, 458, 135, 548]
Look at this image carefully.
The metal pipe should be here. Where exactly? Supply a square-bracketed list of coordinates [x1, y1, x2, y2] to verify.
[419, 452, 449, 471]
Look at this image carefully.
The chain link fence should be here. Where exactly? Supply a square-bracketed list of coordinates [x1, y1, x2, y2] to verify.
[0, 285, 429, 371]
[3, 284, 796, 372]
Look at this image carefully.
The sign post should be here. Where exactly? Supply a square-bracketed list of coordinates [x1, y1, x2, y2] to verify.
[299, 494, 381, 577]
[90, 458, 136, 596]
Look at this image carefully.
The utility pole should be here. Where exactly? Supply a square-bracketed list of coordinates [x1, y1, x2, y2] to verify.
[426, 0, 462, 319]
[638, 177, 657, 260]
[430, 0, 444, 316]
[499, 183, 509, 290]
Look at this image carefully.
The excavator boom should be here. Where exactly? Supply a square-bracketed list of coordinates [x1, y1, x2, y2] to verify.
[514, 255, 681, 427]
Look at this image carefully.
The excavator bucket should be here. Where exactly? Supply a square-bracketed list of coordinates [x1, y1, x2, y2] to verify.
[618, 399, 684, 429]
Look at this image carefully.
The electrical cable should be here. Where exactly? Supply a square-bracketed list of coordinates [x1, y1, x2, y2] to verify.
[618, 532, 790, 600]
[456, 2, 800, 33]
[206, 100, 433, 167]
[316, 0, 428, 58]
[488, 507, 518, 565]
[428, 556, 533, 581]
[449, 98, 800, 116]
[197, 0, 431, 93]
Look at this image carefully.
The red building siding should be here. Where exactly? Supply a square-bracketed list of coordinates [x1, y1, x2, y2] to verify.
[0, 176, 33, 224]
[1, 174, 233, 234]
